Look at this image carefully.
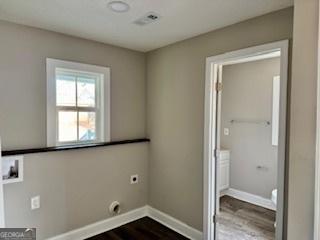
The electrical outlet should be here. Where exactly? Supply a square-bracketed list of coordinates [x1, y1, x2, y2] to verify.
[31, 196, 40, 210]
[130, 174, 139, 184]
[224, 128, 230, 136]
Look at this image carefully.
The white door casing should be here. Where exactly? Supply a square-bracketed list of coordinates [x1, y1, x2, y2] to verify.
[203, 62, 218, 239]
[314, 2, 320, 238]
[0, 138, 5, 227]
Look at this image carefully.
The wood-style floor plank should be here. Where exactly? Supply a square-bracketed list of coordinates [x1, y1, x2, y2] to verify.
[218, 196, 276, 240]
[86, 217, 189, 240]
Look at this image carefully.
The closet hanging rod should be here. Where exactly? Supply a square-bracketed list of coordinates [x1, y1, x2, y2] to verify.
[230, 119, 270, 125]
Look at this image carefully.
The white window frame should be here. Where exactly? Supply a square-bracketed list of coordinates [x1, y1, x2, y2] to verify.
[46, 58, 110, 147]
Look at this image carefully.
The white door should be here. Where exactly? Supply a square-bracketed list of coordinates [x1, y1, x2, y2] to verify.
[0, 138, 5, 227]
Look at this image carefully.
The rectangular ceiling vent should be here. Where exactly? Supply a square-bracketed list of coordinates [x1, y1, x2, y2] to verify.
[133, 12, 161, 26]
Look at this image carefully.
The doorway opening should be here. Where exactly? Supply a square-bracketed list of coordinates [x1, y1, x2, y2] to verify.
[203, 41, 288, 240]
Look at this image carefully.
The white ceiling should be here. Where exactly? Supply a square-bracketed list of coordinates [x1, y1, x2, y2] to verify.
[0, 0, 293, 52]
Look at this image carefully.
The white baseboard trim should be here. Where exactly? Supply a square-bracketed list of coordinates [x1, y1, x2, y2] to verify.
[47, 205, 203, 240]
[47, 206, 148, 240]
[147, 206, 203, 240]
[224, 188, 276, 211]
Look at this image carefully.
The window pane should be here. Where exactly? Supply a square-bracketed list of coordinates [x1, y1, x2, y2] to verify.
[58, 111, 77, 142]
[79, 112, 96, 141]
[77, 77, 96, 107]
[56, 74, 76, 106]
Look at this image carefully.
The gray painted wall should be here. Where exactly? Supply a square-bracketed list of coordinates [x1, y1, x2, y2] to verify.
[0, 20, 148, 239]
[287, 0, 318, 239]
[4, 144, 148, 239]
[0, 20, 146, 150]
[147, 8, 293, 231]
[221, 58, 280, 199]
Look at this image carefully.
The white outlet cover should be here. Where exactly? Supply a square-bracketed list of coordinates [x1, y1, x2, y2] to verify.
[31, 196, 40, 210]
[224, 128, 230, 136]
[130, 175, 139, 184]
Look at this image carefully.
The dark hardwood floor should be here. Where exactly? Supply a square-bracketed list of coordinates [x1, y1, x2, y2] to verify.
[86, 217, 189, 240]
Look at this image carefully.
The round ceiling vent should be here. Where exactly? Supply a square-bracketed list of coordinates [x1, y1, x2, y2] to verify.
[108, 1, 130, 13]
